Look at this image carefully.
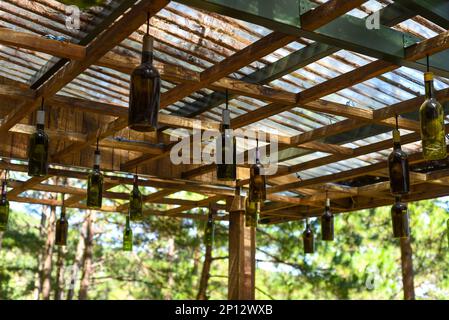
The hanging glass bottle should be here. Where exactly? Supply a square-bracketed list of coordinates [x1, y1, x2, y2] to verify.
[28, 99, 49, 177]
[245, 198, 259, 228]
[388, 115, 410, 196]
[420, 57, 447, 161]
[129, 174, 143, 221]
[87, 140, 103, 209]
[204, 209, 215, 247]
[55, 193, 69, 246]
[128, 13, 161, 132]
[391, 197, 410, 238]
[303, 218, 314, 254]
[447, 219, 449, 247]
[123, 213, 133, 251]
[249, 139, 266, 203]
[0, 173, 9, 232]
[217, 90, 237, 181]
[321, 194, 334, 241]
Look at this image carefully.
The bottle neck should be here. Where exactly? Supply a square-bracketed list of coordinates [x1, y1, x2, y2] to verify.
[36, 124, 45, 131]
[126, 215, 130, 228]
[93, 151, 101, 170]
[141, 34, 154, 64]
[425, 80, 435, 98]
[133, 175, 139, 189]
[1, 181, 7, 198]
[393, 129, 401, 149]
[325, 198, 330, 210]
[255, 148, 260, 164]
[61, 207, 66, 219]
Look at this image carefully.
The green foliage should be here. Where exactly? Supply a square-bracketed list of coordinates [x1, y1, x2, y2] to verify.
[1, 197, 449, 300]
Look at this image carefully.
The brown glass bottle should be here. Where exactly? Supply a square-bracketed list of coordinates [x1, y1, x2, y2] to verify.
[419, 72, 447, 161]
[388, 129, 410, 196]
[28, 110, 49, 177]
[128, 34, 161, 132]
[129, 175, 143, 221]
[245, 198, 259, 228]
[0, 180, 9, 232]
[321, 197, 334, 241]
[391, 197, 410, 238]
[303, 221, 314, 254]
[87, 150, 103, 209]
[249, 147, 266, 202]
[55, 197, 68, 246]
[123, 215, 133, 251]
[204, 211, 215, 247]
[217, 109, 236, 181]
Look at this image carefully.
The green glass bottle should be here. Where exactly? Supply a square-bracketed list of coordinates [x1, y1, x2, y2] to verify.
[28, 110, 49, 177]
[321, 197, 334, 241]
[129, 174, 143, 221]
[0, 180, 9, 232]
[55, 195, 68, 246]
[391, 197, 410, 238]
[419, 72, 447, 161]
[245, 198, 259, 228]
[249, 144, 266, 203]
[388, 127, 410, 196]
[303, 220, 314, 254]
[128, 32, 161, 132]
[204, 212, 215, 247]
[87, 149, 103, 209]
[123, 215, 133, 251]
[217, 93, 236, 181]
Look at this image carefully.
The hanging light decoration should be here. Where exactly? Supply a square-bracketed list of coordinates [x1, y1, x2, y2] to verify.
[0, 171, 9, 231]
[391, 197, 410, 238]
[388, 115, 410, 196]
[217, 89, 236, 181]
[204, 207, 215, 247]
[249, 138, 266, 203]
[87, 139, 103, 209]
[123, 212, 133, 251]
[321, 192, 334, 241]
[129, 173, 143, 221]
[55, 193, 69, 246]
[303, 218, 314, 254]
[28, 98, 49, 177]
[128, 13, 161, 132]
[245, 197, 259, 228]
[420, 55, 447, 161]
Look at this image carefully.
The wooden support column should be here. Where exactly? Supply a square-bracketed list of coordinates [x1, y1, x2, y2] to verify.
[400, 237, 415, 300]
[228, 191, 256, 300]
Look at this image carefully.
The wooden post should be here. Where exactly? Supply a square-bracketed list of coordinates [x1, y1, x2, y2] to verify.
[228, 192, 256, 300]
[400, 237, 415, 300]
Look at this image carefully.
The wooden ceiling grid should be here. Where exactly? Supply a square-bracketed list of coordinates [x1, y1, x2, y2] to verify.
[0, 0, 449, 222]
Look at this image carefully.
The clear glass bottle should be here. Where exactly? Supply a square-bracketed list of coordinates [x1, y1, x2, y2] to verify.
[0, 180, 9, 232]
[129, 174, 143, 221]
[245, 198, 259, 228]
[87, 149, 103, 209]
[128, 33, 161, 132]
[321, 197, 334, 241]
[55, 195, 68, 246]
[249, 145, 266, 202]
[388, 127, 410, 196]
[216, 107, 236, 181]
[303, 221, 314, 254]
[391, 197, 410, 238]
[419, 72, 447, 161]
[28, 110, 49, 177]
[123, 214, 133, 251]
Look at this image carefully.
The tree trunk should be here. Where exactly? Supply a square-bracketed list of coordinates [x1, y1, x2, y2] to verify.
[33, 207, 48, 300]
[66, 218, 87, 300]
[400, 237, 415, 300]
[196, 241, 213, 300]
[41, 205, 56, 300]
[164, 237, 175, 300]
[54, 246, 67, 300]
[78, 211, 95, 300]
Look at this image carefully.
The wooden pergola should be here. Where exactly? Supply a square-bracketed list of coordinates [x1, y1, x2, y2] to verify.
[1, 0, 449, 300]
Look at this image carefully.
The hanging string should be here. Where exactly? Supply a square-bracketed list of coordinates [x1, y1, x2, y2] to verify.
[40, 98, 44, 111]
[395, 113, 399, 130]
[96, 138, 99, 152]
[426, 54, 430, 72]
[146, 12, 150, 35]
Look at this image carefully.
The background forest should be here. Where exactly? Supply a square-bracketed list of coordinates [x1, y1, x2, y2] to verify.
[1, 185, 448, 300]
